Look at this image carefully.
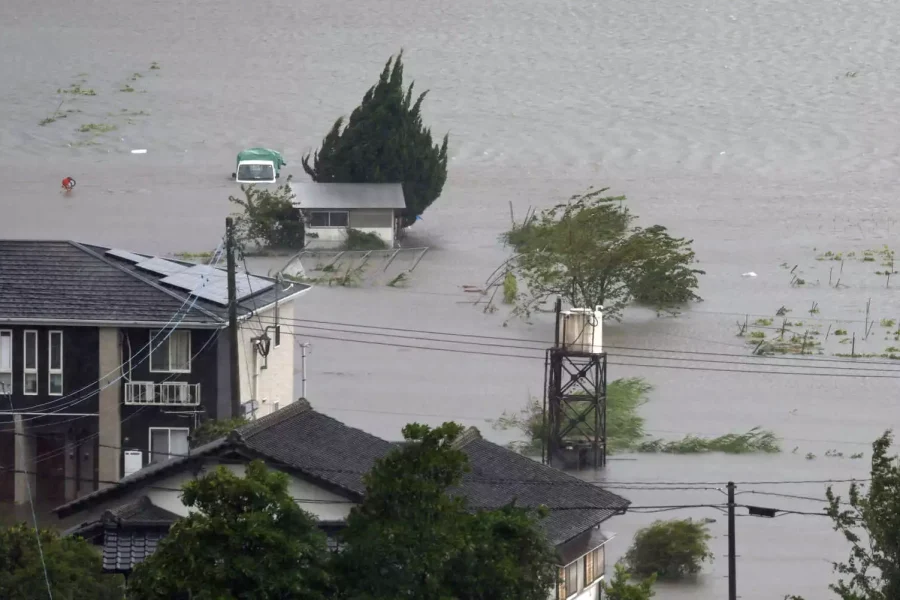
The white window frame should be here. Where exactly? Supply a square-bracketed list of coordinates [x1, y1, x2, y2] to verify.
[148, 427, 190, 463]
[23, 330, 38, 396]
[149, 330, 192, 373]
[309, 210, 349, 228]
[48, 330, 63, 396]
[0, 330, 12, 395]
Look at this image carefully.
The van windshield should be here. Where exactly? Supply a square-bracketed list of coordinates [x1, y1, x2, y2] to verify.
[237, 163, 275, 182]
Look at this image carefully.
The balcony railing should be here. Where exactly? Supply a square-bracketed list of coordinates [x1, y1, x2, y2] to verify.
[125, 382, 201, 406]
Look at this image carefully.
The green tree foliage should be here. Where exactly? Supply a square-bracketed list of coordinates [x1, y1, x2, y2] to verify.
[333, 422, 557, 600]
[602, 564, 657, 600]
[823, 430, 900, 599]
[503, 187, 703, 320]
[0, 523, 123, 599]
[128, 461, 331, 600]
[302, 52, 449, 226]
[229, 176, 304, 250]
[188, 417, 248, 448]
[623, 519, 713, 579]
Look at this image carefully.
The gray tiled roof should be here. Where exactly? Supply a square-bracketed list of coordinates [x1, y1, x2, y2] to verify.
[55, 401, 629, 547]
[102, 529, 168, 573]
[290, 183, 406, 210]
[0, 241, 220, 325]
[0, 240, 310, 326]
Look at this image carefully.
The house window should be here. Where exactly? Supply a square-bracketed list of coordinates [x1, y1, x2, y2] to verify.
[566, 561, 578, 596]
[149, 427, 190, 463]
[0, 330, 11, 394]
[150, 330, 191, 373]
[23, 330, 38, 395]
[309, 211, 349, 227]
[48, 331, 63, 396]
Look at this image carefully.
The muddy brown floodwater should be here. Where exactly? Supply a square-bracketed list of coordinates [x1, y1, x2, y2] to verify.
[3, 0, 900, 597]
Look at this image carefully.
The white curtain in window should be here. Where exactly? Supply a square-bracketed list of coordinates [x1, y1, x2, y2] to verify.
[170, 430, 189, 457]
[150, 429, 169, 463]
[0, 333, 11, 370]
[171, 332, 190, 370]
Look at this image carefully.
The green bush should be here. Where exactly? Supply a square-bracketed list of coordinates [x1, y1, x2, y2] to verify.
[624, 519, 713, 579]
[229, 176, 305, 250]
[344, 228, 387, 250]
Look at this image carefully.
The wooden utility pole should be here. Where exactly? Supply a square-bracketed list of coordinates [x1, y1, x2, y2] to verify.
[728, 481, 737, 600]
[226, 217, 241, 418]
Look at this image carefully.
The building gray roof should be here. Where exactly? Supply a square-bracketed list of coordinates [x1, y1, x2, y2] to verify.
[55, 400, 630, 547]
[0, 240, 310, 326]
[290, 183, 406, 210]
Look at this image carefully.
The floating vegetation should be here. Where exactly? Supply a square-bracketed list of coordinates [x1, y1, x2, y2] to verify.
[113, 109, 150, 117]
[77, 123, 117, 133]
[502, 272, 517, 304]
[119, 84, 135, 92]
[881, 318, 895, 328]
[635, 428, 780, 454]
[150, 61, 161, 70]
[809, 302, 820, 315]
[825, 449, 844, 458]
[129, 72, 143, 81]
[806, 453, 816, 460]
[850, 452, 864, 460]
[749, 331, 766, 339]
[58, 83, 96, 96]
[834, 329, 848, 336]
[753, 318, 773, 326]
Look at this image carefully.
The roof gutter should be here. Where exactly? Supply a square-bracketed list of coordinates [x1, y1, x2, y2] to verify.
[0, 318, 222, 329]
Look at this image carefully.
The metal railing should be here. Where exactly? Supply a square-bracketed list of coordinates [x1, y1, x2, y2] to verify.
[124, 382, 201, 406]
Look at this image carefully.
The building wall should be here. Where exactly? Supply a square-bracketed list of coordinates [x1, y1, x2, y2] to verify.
[72, 458, 354, 524]
[0, 325, 100, 412]
[303, 208, 396, 249]
[119, 328, 220, 472]
[237, 303, 296, 419]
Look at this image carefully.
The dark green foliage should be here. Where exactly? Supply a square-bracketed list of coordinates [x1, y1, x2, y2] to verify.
[623, 519, 713, 579]
[302, 52, 449, 226]
[189, 417, 248, 448]
[334, 422, 557, 600]
[229, 176, 305, 250]
[343, 228, 387, 250]
[127, 461, 331, 600]
[823, 430, 900, 599]
[0, 523, 123, 599]
[602, 564, 657, 600]
[503, 187, 703, 320]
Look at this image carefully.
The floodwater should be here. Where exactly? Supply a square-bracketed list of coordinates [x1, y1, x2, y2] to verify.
[2, 0, 899, 597]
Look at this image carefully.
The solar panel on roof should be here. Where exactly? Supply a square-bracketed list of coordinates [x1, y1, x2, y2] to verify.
[136, 257, 188, 276]
[105, 248, 148, 263]
[182, 264, 225, 279]
[235, 274, 274, 300]
[190, 286, 230, 306]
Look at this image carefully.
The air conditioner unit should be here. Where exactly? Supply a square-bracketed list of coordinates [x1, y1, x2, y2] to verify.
[123, 450, 143, 478]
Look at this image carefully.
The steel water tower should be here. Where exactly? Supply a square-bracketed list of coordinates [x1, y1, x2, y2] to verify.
[543, 299, 608, 469]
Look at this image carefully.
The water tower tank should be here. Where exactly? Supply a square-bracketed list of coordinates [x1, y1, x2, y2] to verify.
[558, 306, 603, 354]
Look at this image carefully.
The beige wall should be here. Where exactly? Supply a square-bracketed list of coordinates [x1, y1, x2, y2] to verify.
[237, 302, 296, 418]
[97, 328, 121, 488]
[73, 458, 354, 523]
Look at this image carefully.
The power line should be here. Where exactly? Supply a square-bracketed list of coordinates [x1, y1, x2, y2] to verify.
[264, 328, 900, 379]
[264, 319, 900, 374]
[257, 314, 900, 368]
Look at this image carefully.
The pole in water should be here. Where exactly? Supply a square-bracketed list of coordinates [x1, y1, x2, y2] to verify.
[728, 481, 737, 600]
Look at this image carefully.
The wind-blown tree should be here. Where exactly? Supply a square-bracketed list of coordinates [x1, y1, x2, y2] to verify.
[302, 51, 449, 226]
[503, 187, 703, 320]
[128, 461, 331, 600]
[333, 422, 558, 600]
[0, 523, 123, 599]
[602, 564, 657, 600]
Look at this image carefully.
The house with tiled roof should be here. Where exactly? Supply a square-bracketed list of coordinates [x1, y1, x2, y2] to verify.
[54, 400, 630, 600]
[0, 240, 310, 506]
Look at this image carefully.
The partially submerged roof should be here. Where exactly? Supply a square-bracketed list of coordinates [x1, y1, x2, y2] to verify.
[0, 240, 310, 327]
[55, 401, 630, 546]
[291, 183, 406, 210]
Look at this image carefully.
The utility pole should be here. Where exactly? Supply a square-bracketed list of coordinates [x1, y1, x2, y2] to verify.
[728, 481, 737, 600]
[226, 217, 241, 418]
[300, 342, 309, 398]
